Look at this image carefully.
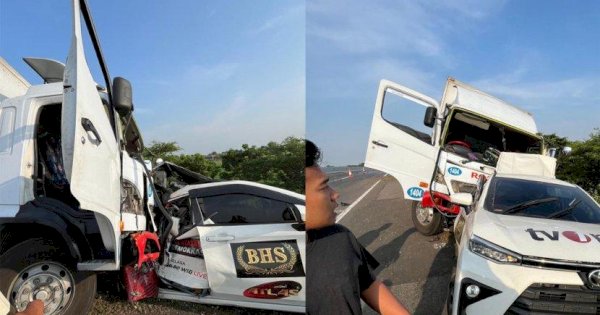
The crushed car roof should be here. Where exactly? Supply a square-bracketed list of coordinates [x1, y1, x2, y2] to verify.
[169, 180, 305, 205]
[496, 152, 556, 178]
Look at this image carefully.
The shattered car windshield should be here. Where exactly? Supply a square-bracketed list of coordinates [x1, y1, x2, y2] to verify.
[443, 110, 542, 166]
[484, 177, 600, 224]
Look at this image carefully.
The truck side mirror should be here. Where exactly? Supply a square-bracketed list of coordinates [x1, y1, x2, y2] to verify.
[113, 77, 133, 116]
[547, 147, 572, 158]
[423, 107, 437, 128]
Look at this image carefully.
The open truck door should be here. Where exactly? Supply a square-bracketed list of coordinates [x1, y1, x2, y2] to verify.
[62, 0, 121, 251]
[365, 80, 440, 200]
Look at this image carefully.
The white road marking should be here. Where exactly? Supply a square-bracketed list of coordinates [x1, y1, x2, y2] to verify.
[336, 177, 384, 223]
[330, 175, 351, 182]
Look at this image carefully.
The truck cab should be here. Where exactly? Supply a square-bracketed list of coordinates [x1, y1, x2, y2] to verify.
[365, 78, 543, 235]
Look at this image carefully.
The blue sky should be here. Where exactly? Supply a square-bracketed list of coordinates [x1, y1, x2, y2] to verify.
[1, 0, 304, 154]
[307, 0, 600, 166]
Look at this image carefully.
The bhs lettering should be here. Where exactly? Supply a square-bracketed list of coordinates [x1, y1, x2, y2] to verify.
[245, 247, 288, 264]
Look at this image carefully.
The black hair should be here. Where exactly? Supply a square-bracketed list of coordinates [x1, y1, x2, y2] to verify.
[306, 140, 321, 167]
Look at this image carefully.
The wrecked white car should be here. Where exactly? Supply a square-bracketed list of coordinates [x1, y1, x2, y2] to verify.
[448, 153, 600, 314]
[156, 180, 306, 313]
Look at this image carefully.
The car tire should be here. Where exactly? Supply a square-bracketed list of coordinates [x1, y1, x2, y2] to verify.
[411, 200, 443, 236]
[0, 238, 97, 315]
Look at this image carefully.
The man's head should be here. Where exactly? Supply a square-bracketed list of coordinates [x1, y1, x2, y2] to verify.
[305, 140, 339, 230]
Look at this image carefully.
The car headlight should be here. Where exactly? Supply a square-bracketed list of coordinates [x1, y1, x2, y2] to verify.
[468, 235, 521, 264]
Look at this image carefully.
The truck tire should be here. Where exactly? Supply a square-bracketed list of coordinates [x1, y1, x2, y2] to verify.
[0, 238, 96, 315]
[411, 200, 443, 236]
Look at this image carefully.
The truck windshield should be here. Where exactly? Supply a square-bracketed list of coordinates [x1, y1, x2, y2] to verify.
[484, 177, 600, 224]
[443, 110, 542, 166]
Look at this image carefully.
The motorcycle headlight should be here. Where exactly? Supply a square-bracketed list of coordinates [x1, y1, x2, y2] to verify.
[469, 235, 521, 264]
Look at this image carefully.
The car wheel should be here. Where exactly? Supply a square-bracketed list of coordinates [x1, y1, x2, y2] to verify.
[411, 200, 443, 235]
[0, 238, 97, 315]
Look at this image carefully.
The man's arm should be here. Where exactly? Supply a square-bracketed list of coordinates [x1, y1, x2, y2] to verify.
[361, 280, 410, 315]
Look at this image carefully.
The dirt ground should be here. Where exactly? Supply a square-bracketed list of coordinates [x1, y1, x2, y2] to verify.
[91, 272, 296, 315]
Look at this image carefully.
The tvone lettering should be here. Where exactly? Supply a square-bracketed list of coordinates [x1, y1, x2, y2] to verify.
[526, 228, 600, 243]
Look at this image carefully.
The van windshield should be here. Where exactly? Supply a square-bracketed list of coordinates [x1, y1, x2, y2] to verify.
[443, 110, 542, 166]
[484, 177, 600, 224]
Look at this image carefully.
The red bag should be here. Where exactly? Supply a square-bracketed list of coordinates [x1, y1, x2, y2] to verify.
[122, 231, 161, 302]
[123, 261, 159, 301]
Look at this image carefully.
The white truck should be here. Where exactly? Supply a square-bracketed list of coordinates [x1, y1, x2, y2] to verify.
[0, 1, 307, 314]
[365, 78, 548, 235]
[0, 1, 171, 313]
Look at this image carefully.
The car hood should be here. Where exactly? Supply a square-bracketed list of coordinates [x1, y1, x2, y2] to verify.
[473, 209, 600, 263]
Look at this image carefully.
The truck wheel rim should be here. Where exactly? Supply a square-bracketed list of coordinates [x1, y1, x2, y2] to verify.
[415, 202, 434, 226]
[10, 262, 75, 314]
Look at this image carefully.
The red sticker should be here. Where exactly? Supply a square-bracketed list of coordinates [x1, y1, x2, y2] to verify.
[243, 281, 302, 299]
[562, 231, 592, 243]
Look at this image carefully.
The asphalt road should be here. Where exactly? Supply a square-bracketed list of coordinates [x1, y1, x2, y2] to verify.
[328, 169, 455, 315]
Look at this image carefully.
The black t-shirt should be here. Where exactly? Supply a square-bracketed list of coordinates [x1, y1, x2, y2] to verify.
[306, 224, 379, 315]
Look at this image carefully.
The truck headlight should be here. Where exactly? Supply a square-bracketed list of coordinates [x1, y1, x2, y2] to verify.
[469, 235, 521, 264]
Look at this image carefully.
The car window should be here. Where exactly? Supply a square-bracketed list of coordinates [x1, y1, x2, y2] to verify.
[196, 194, 297, 225]
[484, 177, 600, 224]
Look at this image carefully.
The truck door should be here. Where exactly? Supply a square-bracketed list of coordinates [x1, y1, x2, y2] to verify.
[365, 80, 440, 200]
[191, 184, 305, 309]
[61, 0, 120, 246]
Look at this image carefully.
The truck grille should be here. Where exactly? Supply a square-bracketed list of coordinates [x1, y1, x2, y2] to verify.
[506, 283, 600, 314]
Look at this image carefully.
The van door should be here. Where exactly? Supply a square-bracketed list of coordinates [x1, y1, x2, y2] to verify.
[365, 80, 440, 200]
[61, 1, 120, 230]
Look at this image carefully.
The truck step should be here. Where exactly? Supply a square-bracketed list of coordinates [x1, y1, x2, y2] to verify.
[78, 260, 118, 271]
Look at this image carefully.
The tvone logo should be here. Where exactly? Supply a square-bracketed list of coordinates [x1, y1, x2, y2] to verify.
[526, 228, 600, 243]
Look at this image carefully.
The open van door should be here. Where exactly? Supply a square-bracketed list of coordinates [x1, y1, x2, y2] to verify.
[365, 80, 440, 200]
[62, 0, 120, 248]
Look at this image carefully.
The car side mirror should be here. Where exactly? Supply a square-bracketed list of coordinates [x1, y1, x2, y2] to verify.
[423, 107, 437, 128]
[113, 77, 133, 116]
[451, 193, 473, 206]
[290, 206, 305, 231]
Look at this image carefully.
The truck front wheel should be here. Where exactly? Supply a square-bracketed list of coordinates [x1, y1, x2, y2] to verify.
[0, 238, 96, 315]
[411, 200, 443, 235]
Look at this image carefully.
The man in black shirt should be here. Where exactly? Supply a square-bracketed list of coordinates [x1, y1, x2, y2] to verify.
[306, 140, 410, 315]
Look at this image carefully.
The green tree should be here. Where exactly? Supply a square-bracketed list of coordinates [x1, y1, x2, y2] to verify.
[542, 133, 570, 176]
[144, 137, 305, 194]
[144, 141, 181, 159]
[556, 129, 600, 202]
[220, 137, 305, 193]
[169, 153, 223, 179]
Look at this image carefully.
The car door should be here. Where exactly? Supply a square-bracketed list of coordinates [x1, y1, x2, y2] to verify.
[192, 183, 305, 308]
[365, 79, 441, 200]
[62, 0, 120, 232]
